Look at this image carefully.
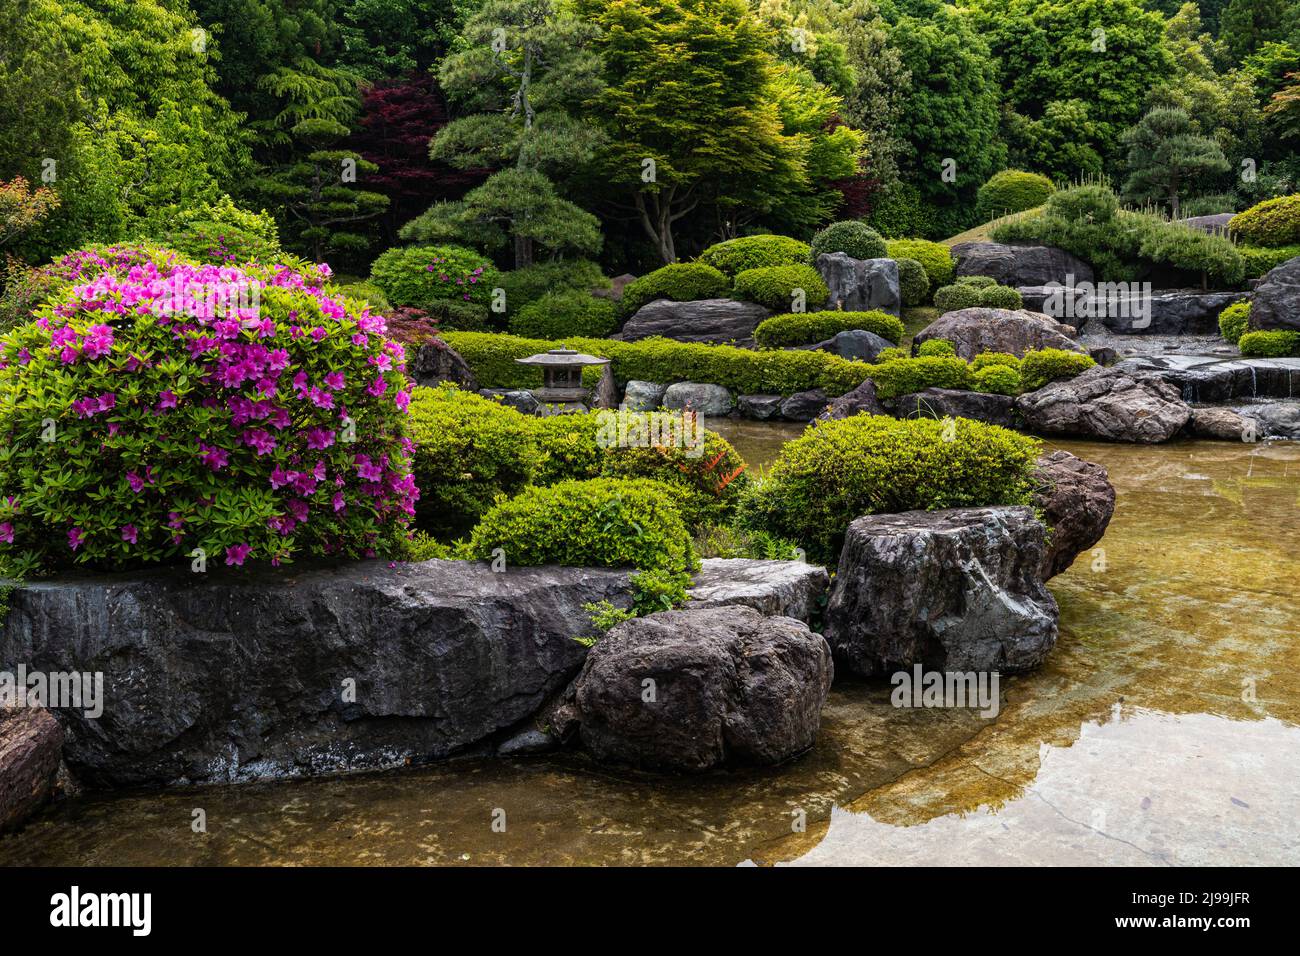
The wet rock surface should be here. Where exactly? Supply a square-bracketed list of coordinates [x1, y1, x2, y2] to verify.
[1231, 402, 1300, 439]
[618, 298, 772, 347]
[952, 242, 1093, 287]
[822, 507, 1058, 676]
[0, 707, 64, 832]
[687, 558, 829, 622]
[1031, 451, 1116, 578]
[1189, 407, 1255, 442]
[815, 253, 901, 315]
[737, 394, 785, 420]
[892, 387, 1017, 429]
[1112, 355, 1300, 403]
[1018, 288, 1248, 336]
[574, 606, 833, 773]
[913, 307, 1084, 360]
[1016, 366, 1192, 443]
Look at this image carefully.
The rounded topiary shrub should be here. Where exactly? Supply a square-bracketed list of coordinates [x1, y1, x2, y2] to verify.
[896, 257, 930, 306]
[697, 235, 811, 277]
[874, 346, 909, 364]
[916, 338, 956, 357]
[1229, 194, 1300, 248]
[1219, 301, 1251, 346]
[809, 221, 888, 261]
[408, 385, 539, 541]
[754, 309, 904, 348]
[370, 244, 499, 307]
[733, 264, 829, 311]
[735, 415, 1041, 564]
[1044, 185, 1119, 224]
[0, 252, 417, 573]
[498, 259, 610, 314]
[156, 197, 284, 266]
[976, 170, 1056, 221]
[980, 284, 1024, 309]
[933, 283, 982, 313]
[1019, 348, 1096, 391]
[509, 290, 618, 339]
[1239, 330, 1300, 358]
[885, 238, 955, 287]
[973, 364, 1022, 395]
[934, 280, 1021, 312]
[620, 262, 731, 317]
[955, 275, 999, 288]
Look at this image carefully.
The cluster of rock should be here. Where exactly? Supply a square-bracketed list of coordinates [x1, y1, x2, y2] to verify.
[622, 378, 836, 423]
[912, 306, 1086, 360]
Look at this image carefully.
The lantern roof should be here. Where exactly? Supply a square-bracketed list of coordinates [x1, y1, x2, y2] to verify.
[514, 346, 610, 368]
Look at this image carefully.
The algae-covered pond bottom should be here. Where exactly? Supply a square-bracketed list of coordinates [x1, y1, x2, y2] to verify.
[2, 434, 1298, 866]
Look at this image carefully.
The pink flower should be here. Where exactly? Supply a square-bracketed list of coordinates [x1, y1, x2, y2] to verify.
[121, 524, 138, 544]
[305, 428, 335, 450]
[126, 471, 146, 493]
[242, 429, 277, 456]
[0, 522, 13, 544]
[158, 390, 178, 410]
[68, 527, 85, 551]
[199, 443, 229, 471]
[324, 371, 345, 390]
[225, 543, 253, 566]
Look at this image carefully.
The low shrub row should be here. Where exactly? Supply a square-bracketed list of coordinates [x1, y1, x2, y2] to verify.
[753, 310, 905, 349]
[1238, 329, 1300, 357]
[933, 276, 1024, 312]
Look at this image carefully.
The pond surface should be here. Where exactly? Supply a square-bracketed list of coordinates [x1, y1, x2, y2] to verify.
[2, 435, 1298, 866]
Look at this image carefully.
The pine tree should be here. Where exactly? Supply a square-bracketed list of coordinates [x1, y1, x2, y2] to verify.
[1120, 107, 1230, 218]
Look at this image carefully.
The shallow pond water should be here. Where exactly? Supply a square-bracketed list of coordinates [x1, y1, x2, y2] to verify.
[1, 435, 1297, 866]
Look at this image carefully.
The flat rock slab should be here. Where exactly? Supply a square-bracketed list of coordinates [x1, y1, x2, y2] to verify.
[1114, 355, 1300, 402]
[914, 307, 1084, 360]
[0, 707, 64, 832]
[1016, 365, 1192, 443]
[1018, 287, 1249, 336]
[822, 507, 1058, 676]
[892, 387, 1017, 429]
[687, 558, 829, 622]
[618, 298, 771, 347]
[1, 560, 633, 788]
[952, 242, 1094, 286]
[574, 606, 833, 772]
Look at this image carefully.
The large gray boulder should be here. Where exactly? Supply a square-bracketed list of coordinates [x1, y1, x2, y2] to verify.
[892, 387, 1017, 429]
[662, 381, 734, 416]
[574, 606, 833, 772]
[952, 242, 1094, 287]
[1016, 366, 1192, 443]
[621, 380, 667, 411]
[1190, 406, 1256, 441]
[1, 560, 634, 788]
[0, 707, 63, 832]
[815, 253, 901, 316]
[687, 558, 829, 623]
[779, 388, 831, 422]
[1232, 402, 1300, 440]
[1249, 256, 1300, 333]
[618, 298, 772, 346]
[1019, 287, 1249, 335]
[410, 338, 479, 390]
[804, 328, 894, 363]
[913, 307, 1085, 360]
[822, 507, 1058, 676]
[1031, 451, 1116, 579]
[821, 378, 888, 420]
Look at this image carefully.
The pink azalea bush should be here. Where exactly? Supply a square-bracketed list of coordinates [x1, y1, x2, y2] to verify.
[368, 244, 498, 308]
[0, 245, 416, 573]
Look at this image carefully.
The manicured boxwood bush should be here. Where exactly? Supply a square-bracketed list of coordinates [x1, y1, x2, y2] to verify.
[933, 283, 981, 313]
[1229, 194, 1300, 248]
[734, 415, 1041, 564]
[896, 257, 930, 306]
[874, 346, 909, 363]
[498, 259, 610, 314]
[509, 290, 619, 339]
[955, 275, 999, 288]
[866, 356, 974, 399]
[976, 170, 1056, 221]
[370, 244, 499, 307]
[1239, 244, 1300, 279]
[980, 284, 1024, 309]
[1219, 301, 1251, 346]
[467, 477, 699, 614]
[973, 364, 1022, 395]
[885, 238, 955, 287]
[620, 262, 730, 316]
[1019, 348, 1096, 391]
[933, 280, 1022, 312]
[1238, 330, 1300, 357]
[440, 331, 873, 397]
[697, 235, 811, 277]
[732, 264, 829, 311]
[916, 338, 956, 357]
[753, 310, 904, 348]
[0, 252, 417, 574]
[809, 221, 888, 261]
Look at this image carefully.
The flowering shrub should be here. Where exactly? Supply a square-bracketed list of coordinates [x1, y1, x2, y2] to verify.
[369, 244, 499, 307]
[0, 251, 416, 573]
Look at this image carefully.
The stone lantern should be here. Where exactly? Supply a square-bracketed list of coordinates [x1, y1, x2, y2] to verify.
[514, 346, 611, 406]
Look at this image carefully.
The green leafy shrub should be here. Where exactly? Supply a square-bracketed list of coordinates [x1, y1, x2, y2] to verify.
[440, 332, 874, 397]
[917, 338, 956, 357]
[885, 238, 955, 287]
[428, 299, 492, 332]
[498, 259, 610, 314]
[370, 244, 499, 307]
[407, 386, 539, 540]
[527, 412, 606, 485]
[733, 264, 829, 311]
[933, 279, 1022, 313]
[972, 352, 1021, 370]
[697, 235, 811, 277]
[753, 310, 904, 348]
[933, 283, 982, 312]
[1238, 330, 1300, 357]
[868, 182, 936, 239]
[0, 253, 416, 574]
[620, 262, 730, 316]
[467, 477, 699, 615]
[896, 257, 930, 306]
[1238, 244, 1300, 278]
[510, 290, 618, 339]
[874, 346, 908, 363]
[1019, 348, 1096, 391]
[810, 221, 888, 261]
[1045, 184, 1119, 224]
[867, 356, 974, 399]
[973, 364, 1023, 395]
[1229, 194, 1300, 247]
[980, 285, 1024, 309]
[1218, 301, 1251, 346]
[695, 524, 802, 561]
[976, 170, 1055, 221]
[955, 275, 999, 288]
[734, 415, 1041, 564]
[154, 196, 284, 266]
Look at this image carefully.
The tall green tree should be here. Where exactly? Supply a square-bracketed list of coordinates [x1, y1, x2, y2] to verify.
[1220, 0, 1291, 60]
[1120, 107, 1230, 217]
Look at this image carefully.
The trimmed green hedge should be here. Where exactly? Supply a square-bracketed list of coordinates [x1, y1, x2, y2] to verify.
[973, 364, 1022, 395]
[896, 257, 930, 306]
[620, 262, 730, 316]
[885, 238, 955, 287]
[733, 264, 829, 311]
[1239, 329, 1300, 357]
[509, 290, 618, 339]
[734, 415, 1041, 564]
[868, 356, 974, 399]
[1229, 194, 1300, 248]
[1219, 301, 1251, 346]
[810, 220, 888, 261]
[976, 169, 1055, 221]
[917, 338, 956, 357]
[1020, 348, 1096, 390]
[697, 235, 811, 277]
[753, 310, 905, 349]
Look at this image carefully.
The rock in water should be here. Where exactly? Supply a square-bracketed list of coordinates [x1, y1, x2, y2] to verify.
[1189, 407, 1255, 442]
[913, 307, 1084, 359]
[618, 298, 772, 346]
[892, 387, 1017, 429]
[822, 507, 1058, 676]
[779, 388, 831, 422]
[574, 606, 833, 772]
[821, 378, 888, 420]
[0, 707, 63, 832]
[687, 558, 830, 622]
[1249, 255, 1300, 333]
[1031, 451, 1116, 579]
[1016, 366, 1192, 443]
[815, 253, 901, 316]
[1, 560, 634, 787]
[951, 242, 1094, 286]
[662, 382, 734, 416]
[621, 380, 668, 411]
[736, 394, 784, 420]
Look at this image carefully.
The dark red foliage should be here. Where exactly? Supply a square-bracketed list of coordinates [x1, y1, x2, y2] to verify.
[384, 306, 442, 347]
[828, 173, 881, 221]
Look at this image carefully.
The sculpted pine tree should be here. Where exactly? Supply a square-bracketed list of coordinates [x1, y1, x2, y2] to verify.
[1120, 107, 1230, 218]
